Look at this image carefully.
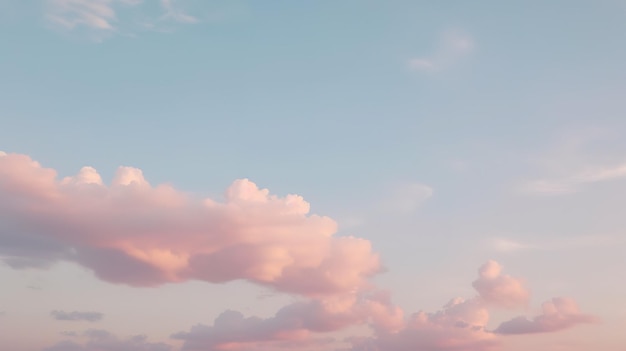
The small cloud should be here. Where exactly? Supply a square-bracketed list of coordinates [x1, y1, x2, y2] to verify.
[51, 310, 104, 322]
[489, 238, 535, 253]
[446, 159, 470, 173]
[161, 0, 198, 23]
[382, 182, 433, 214]
[517, 126, 626, 196]
[45, 0, 134, 31]
[408, 29, 474, 73]
[408, 59, 436, 72]
[44, 0, 200, 40]
[495, 297, 599, 334]
[472, 260, 530, 309]
[488, 235, 626, 253]
[518, 163, 626, 196]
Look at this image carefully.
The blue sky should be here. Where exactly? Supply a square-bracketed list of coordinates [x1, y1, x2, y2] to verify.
[1, 1, 626, 351]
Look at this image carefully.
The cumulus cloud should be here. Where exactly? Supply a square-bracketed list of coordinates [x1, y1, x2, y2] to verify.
[0, 152, 381, 297]
[495, 297, 598, 334]
[472, 260, 530, 309]
[51, 310, 104, 322]
[0, 152, 597, 351]
[172, 292, 403, 351]
[408, 29, 474, 73]
[43, 329, 172, 351]
[171, 261, 586, 351]
[351, 298, 497, 351]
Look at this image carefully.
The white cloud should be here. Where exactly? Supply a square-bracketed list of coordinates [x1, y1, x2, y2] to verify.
[408, 29, 474, 73]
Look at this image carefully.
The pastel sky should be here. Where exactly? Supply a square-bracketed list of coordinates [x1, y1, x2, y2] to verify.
[1, 1, 625, 350]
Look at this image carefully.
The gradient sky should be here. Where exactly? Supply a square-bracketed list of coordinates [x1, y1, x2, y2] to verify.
[1, 1, 626, 351]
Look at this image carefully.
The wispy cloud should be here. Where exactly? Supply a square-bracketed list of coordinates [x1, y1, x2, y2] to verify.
[517, 126, 626, 195]
[51, 310, 104, 322]
[519, 163, 626, 195]
[382, 182, 433, 214]
[408, 29, 474, 73]
[44, 0, 200, 39]
[488, 235, 626, 253]
[160, 0, 198, 23]
[46, 0, 120, 30]
[43, 329, 172, 351]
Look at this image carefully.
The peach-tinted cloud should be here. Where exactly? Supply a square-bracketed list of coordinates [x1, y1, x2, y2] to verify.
[172, 262, 536, 351]
[0, 152, 381, 297]
[348, 298, 498, 351]
[494, 297, 599, 335]
[472, 260, 530, 309]
[0, 152, 598, 350]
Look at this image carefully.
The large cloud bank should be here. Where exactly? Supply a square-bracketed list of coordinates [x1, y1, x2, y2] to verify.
[0, 152, 380, 297]
[0, 152, 598, 351]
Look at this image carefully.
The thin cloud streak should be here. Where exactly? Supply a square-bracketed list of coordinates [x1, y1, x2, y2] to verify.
[519, 162, 626, 195]
[51, 310, 104, 322]
[488, 235, 626, 253]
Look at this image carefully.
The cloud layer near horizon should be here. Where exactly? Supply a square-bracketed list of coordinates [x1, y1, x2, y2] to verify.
[0, 152, 380, 297]
[0, 152, 598, 351]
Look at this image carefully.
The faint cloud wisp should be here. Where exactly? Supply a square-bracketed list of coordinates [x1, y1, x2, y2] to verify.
[409, 29, 474, 73]
[51, 310, 104, 322]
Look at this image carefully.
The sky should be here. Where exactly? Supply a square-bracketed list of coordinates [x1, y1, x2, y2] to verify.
[1, 1, 626, 350]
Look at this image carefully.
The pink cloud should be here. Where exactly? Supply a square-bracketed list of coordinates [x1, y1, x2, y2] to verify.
[0, 153, 599, 351]
[347, 298, 498, 351]
[494, 297, 599, 335]
[472, 260, 530, 309]
[0, 152, 381, 297]
[172, 292, 403, 350]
